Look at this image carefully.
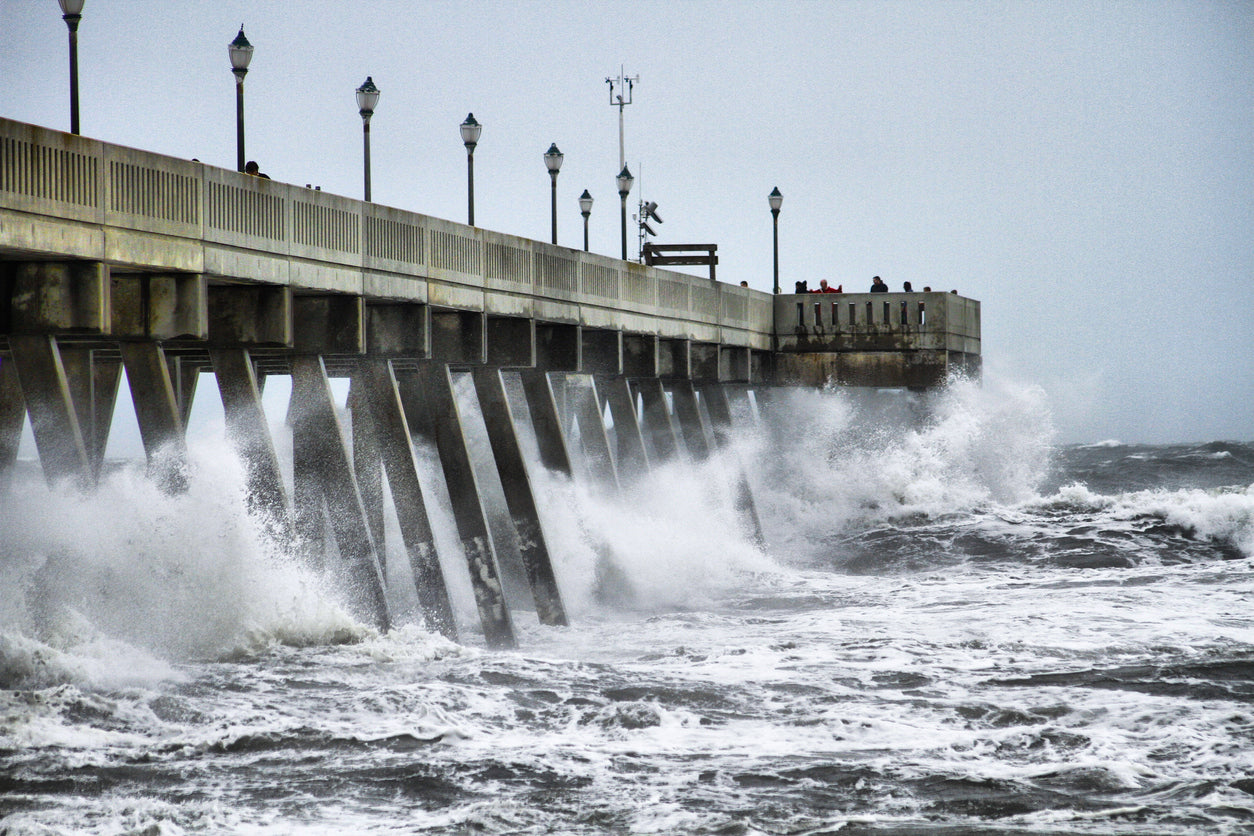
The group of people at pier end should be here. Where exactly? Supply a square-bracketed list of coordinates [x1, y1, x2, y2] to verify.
[794, 277, 945, 294]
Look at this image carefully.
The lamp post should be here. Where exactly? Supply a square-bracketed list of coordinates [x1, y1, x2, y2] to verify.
[58, 0, 85, 135]
[578, 190, 594, 252]
[356, 77, 380, 202]
[769, 187, 783, 294]
[460, 113, 481, 226]
[616, 165, 634, 261]
[228, 26, 253, 172]
[544, 143, 563, 245]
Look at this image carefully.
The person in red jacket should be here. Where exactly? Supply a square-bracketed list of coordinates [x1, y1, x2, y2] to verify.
[817, 279, 842, 293]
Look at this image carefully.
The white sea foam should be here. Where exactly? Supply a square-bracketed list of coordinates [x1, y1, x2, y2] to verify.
[0, 434, 378, 684]
[738, 375, 1056, 556]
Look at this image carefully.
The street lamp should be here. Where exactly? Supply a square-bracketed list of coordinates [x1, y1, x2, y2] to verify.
[58, 0, 85, 135]
[616, 165, 634, 260]
[228, 25, 253, 172]
[460, 113, 481, 226]
[356, 77, 380, 201]
[578, 190, 593, 252]
[769, 187, 783, 294]
[544, 143, 564, 245]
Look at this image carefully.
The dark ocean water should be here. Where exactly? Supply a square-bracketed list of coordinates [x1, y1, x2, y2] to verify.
[1, 380, 1252, 834]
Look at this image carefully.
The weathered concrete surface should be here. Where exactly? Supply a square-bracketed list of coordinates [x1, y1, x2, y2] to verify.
[289, 355, 390, 632]
[401, 363, 516, 649]
[355, 359, 458, 640]
[472, 366, 568, 626]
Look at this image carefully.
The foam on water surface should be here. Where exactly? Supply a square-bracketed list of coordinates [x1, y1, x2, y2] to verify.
[2, 377, 1253, 833]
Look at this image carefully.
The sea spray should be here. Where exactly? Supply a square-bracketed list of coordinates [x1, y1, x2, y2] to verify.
[742, 375, 1056, 560]
[0, 433, 367, 680]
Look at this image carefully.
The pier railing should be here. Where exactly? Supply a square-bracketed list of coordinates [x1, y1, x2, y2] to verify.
[775, 291, 980, 354]
[0, 117, 772, 349]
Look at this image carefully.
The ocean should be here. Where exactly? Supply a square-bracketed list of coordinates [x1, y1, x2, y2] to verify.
[1, 377, 1252, 835]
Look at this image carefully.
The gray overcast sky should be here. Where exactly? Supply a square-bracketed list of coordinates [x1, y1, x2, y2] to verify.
[2, 0, 1251, 444]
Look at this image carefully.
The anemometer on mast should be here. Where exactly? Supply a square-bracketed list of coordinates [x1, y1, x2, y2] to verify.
[606, 66, 638, 171]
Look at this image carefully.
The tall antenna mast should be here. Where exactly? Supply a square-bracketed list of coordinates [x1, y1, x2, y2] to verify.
[606, 66, 638, 171]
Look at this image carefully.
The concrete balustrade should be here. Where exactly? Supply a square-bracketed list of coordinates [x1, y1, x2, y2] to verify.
[0, 117, 770, 352]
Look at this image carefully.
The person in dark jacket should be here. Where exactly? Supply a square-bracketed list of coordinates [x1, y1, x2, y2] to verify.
[870, 276, 888, 292]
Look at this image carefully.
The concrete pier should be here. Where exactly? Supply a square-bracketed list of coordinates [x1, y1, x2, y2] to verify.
[0, 115, 982, 649]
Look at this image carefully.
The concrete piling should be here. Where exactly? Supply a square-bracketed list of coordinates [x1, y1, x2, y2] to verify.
[596, 375, 650, 483]
[7, 335, 92, 487]
[472, 365, 568, 626]
[211, 349, 292, 541]
[667, 379, 712, 462]
[0, 358, 24, 489]
[356, 359, 458, 641]
[119, 342, 188, 493]
[58, 347, 120, 483]
[632, 377, 680, 464]
[400, 363, 516, 649]
[698, 382, 766, 548]
[519, 368, 575, 476]
[289, 355, 391, 632]
[569, 374, 620, 491]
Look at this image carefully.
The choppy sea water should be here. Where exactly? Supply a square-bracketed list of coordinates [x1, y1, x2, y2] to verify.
[2, 378, 1253, 834]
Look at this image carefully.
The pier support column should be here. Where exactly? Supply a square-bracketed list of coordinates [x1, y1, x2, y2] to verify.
[170, 356, 200, 429]
[211, 349, 292, 540]
[596, 375, 649, 483]
[6, 335, 91, 487]
[355, 360, 457, 640]
[519, 369, 575, 476]
[119, 342, 188, 493]
[698, 381, 766, 548]
[58, 347, 120, 482]
[0, 359, 24, 490]
[632, 377, 680, 464]
[472, 366, 568, 626]
[668, 380, 712, 462]
[348, 375, 386, 558]
[399, 363, 516, 649]
[570, 375, 620, 490]
[291, 396, 327, 571]
[289, 355, 390, 632]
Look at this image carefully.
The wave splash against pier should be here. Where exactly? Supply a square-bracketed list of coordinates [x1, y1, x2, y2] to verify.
[2, 377, 1253, 834]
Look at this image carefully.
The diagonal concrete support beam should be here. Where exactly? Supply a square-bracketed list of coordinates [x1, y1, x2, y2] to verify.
[290, 355, 390, 632]
[0, 358, 24, 490]
[211, 348, 292, 541]
[356, 360, 458, 641]
[58, 347, 120, 483]
[596, 375, 649, 484]
[569, 374, 620, 491]
[472, 366, 568, 627]
[632, 377, 680, 464]
[399, 363, 516, 648]
[120, 342, 188, 493]
[7, 335, 91, 487]
[519, 369, 575, 476]
[667, 379, 712, 462]
[698, 381, 766, 548]
[348, 376, 386, 559]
